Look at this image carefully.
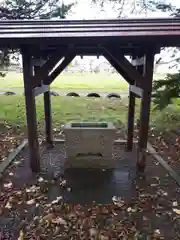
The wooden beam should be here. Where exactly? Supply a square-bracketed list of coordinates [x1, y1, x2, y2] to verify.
[129, 85, 143, 97]
[103, 48, 146, 88]
[21, 48, 40, 173]
[44, 52, 75, 85]
[104, 53, 134, 85]
[137, 50, 155, 173]
[34, 84, 49, 97]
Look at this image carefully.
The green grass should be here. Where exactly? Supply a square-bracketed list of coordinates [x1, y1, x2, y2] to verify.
[151, 102, 180, 131]
[0, 95, 129, 129]
[0, 72, 128, 92]
[0, 72, 166, 92]
[0, 93, 179, 134]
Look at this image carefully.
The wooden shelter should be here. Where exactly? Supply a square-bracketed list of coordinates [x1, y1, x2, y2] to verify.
[0, 17, 180, 173]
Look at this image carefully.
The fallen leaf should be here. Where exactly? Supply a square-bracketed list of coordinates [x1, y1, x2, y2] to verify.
[173, 201, 178, 207]
[5, 202, 12, 209]
[26, 185, 37, 193]
[52, 217, 67, 225]
[112, 196, 124, 207]
[143, 216, 148, 221]
[154, 229, 161, 235]
[26, 199, 36, 205]
[127, 207, 137, 213]
[89, 228, 98, 237]
[60, 180, 66, 187]
[173, 208, 180, 214]
[4, 182, 12, 189]
[150, 184, 158, 187]
[38, 177, 44, 183]
[54, 226, 61, 235]
[127, 207, 132, 213]
[43, 213, 54, 222]
[51, 196, 62, 204]
[99, 234, 109, 240]
[18, 230, 24, 240]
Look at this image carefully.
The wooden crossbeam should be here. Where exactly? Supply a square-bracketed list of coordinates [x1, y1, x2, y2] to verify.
[104, 53, 134, 85]
[129, 85, 143, 97]
[44, 52, 75, 85]
[103, 48, 145, 88]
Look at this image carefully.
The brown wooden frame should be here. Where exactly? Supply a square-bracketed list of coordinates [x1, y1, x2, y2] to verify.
[16, 16, 165, 174]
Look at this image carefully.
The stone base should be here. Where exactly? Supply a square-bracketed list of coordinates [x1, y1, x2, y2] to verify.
[64, 122, 116, 169]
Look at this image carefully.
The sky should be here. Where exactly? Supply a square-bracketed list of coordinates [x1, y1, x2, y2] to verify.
[62, 0, 180, 73]
[16, 0, 180, 73]
[66, 0, 180, 19]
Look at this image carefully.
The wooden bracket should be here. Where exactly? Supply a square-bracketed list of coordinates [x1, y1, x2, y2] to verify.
[104, 52, 134, 85]
[103, 47, 146, 88]
[44, 51, 75, 85]
[31, 54, 62, 88]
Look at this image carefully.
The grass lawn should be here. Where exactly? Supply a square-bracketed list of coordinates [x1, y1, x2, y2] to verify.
[0, 94, 180, 131]
[0, 95, 130, 130]
[0, 72, 128, 92]
[0, 72, 166, 93]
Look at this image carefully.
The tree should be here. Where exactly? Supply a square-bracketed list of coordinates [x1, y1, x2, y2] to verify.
[92, 0, 165, 17]
[93, 0, 180, 110]
[0, 0, 75, 76]
[0, 0, 75, 20]
[152, 3, 180, 109]
[153, 73, 180, 110]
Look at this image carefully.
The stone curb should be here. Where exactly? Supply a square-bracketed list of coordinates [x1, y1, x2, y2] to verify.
[0, 139, 28, 175]
[147, 142, 180, 186]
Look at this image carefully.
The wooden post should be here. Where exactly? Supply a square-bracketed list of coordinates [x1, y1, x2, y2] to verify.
[136, 51, 154, 173]
[22, 50, 40, 173]
[126, 55, 140, 151]
[44, 91, 53, 146]
[127, 90, 136, 151]
[33, 60, 53, 147]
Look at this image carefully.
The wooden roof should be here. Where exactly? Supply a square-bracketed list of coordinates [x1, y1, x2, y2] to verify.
[0, 18, 179, 47]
